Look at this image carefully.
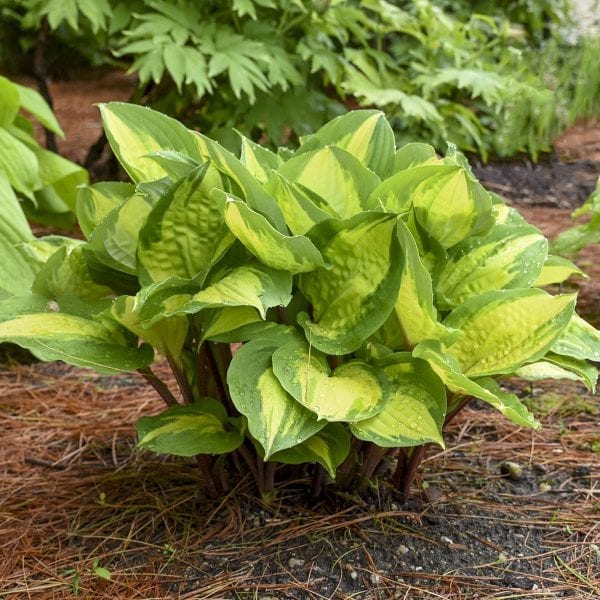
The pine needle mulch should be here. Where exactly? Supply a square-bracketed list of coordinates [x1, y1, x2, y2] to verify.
[0, 363, 598, 599]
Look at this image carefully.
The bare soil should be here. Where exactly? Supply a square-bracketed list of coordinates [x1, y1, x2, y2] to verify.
[0, 77, 599, 599]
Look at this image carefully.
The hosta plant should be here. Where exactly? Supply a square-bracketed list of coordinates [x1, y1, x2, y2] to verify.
[553, 177, 600, 256]
[1, 106, 598, 499]
[0, 75, 87, 300]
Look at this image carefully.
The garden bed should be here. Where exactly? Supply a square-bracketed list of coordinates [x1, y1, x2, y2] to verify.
[0, 77, 598, 599]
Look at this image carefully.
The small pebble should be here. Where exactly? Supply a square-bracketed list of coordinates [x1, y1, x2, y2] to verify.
[538, 482, 552, 493]
[288, 558, 305, 569]
[349, 571, 358, 580]
[370, 573, 381, 585]
[414, 566, 423, 572]
[500, 461, 523, 480]
[440, 535, 453, 545]
[396, 544, 409, 555]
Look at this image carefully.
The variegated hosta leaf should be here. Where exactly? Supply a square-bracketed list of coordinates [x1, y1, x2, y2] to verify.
[299, 212, 401, 354]
[227, 339, 325, 459]
[0, 128, 39, 198]
[516, 353, 597, 392]
[382, 219, 450, 349]
[271, 423, 351, 478]
[84, 192, 154, 292]
[76, 182, 133, 239]
[223, 195, 327, 274]
[137, 405, 243, 457]
[534, 255, 587, 287]
[436, 224, 548, 309]
[0, 295, 153, 373]
[146, 150, 202, 180]
[394, 143, 438, 172]
[112, 294, 187, 361]
[0, 178, 38, 297]
[169, 263, 292, 320]
[136, 277, 197, 327]
[201, 306, 262, 341]
[550, 315, 600, 362]
[277, 146, 381, 218]
[350, 353, 446, 447]
[413, 340, 538, 428]
[99, 102, 202, 182]
[410, 166, 494, 248]
[367, 165, 457, 214]
[138, 164, 234, 285]
[264, 173, 333, 236]
[297, 110, 395, 179]
[192, 131, 287, 231]
[240, 136, 282, 184]
[201, 307, 299, 344]
[443, 289, 576, 377]
[271, 339, 388, 422]
[32, 244, 111, 301]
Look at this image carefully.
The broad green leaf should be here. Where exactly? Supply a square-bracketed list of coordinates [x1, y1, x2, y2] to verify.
[136, 276, 197, 327]
[350, 353, 446, 447]
[146, 150, 202, 180]
[240, 136, 281, 184]
[223, 196, 327, 273]
[100, 102, 202, 182]
[193, 131, 287, 231]
[436, 224, 548, 308]
[0, 177, 37, 296]
[227, 339, 325, 459]
[264, 173, 333, 235]
[411, 166, 494, 248]
[0, 129, 39, 198]
[367, 165, 458, 213]
[138, 164, 234, 285]
[272, 339, 387, 422]
[112, 294, 187, 360]
[277, 146, 381, 218]
[76, 182, 133, 239]
[28, 145, 87, 213]
[271, 423, 351, 478]
[394, 143, 438, 172]
[32, 244, 111, 301]
[0, 298, 153, 373]
[516, 354, 597, 392]
[413, 340, 538, 428]
[137, 405, 242, 456]
[299, 212, 401, 354]
[381, 219, 449, 349]
[297, 110, 395, 179]
[201, 306, 262, 341]
[172, 263, 292, 319]
[0, 76, 19, 126]
[85, 192, 153, 286]
[14, 81, 64, 136]
[534, 255, 587, 287]
[443, 289, 576, 377]
[550, 315, 600, 362]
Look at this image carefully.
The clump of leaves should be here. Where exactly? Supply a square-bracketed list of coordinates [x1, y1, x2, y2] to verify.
[553, 177, 600, 256]
[1, 106, 598, 499]
[0, 75, 87, 300]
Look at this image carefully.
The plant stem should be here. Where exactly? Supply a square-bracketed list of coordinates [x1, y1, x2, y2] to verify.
[196, 454, 220, 498]
[137, 367, 179, 407]
[237, 444, 259, 481]
[311, 465, 326, 498]
[360, 443, 389, 481]
[263, 462, 276, 494]
[167, 354, 194, 405]
[393, 445, 429, 500]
